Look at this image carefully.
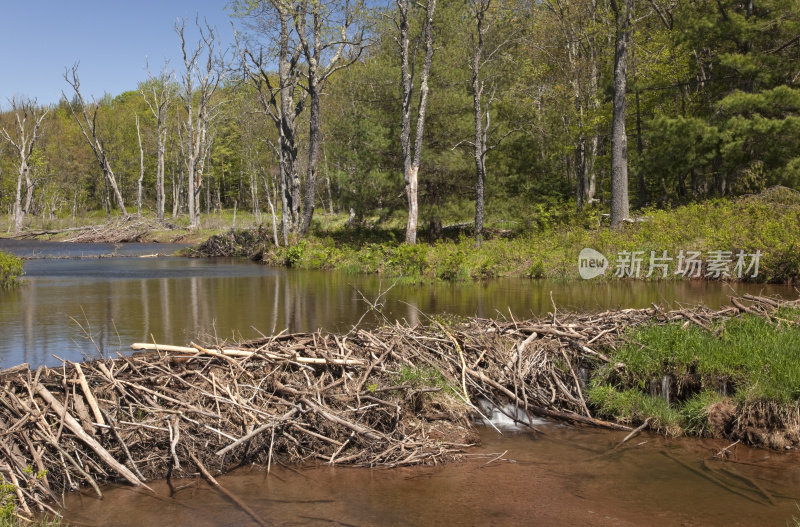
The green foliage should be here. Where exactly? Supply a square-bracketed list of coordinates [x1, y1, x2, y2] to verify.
[385, 244, 429, 279]
[257, 192, 800, 284]
[598, 313, 800, 404]
[586, 384, 683, 436]
[680, 390, 726, 437]
[397, 365, 454, 394]
[0, 481, 15, 525]
[283, 242, 306, 268]
[589, 309, 800, 437]
[0, 251, 23, 289]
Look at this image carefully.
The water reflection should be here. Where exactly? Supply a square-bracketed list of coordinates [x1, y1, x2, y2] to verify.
[0, 255, 792, 368]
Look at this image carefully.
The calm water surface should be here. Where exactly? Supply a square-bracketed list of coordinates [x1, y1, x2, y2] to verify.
[63, 426, 800, 526]
[0, 240, 793, 368]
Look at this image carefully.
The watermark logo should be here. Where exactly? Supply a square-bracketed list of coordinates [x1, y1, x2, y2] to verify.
[578, 248, 609, 279]
[578, 248, 762, 279]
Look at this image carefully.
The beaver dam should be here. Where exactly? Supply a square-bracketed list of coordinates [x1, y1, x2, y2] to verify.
[0, 294, 798, 520]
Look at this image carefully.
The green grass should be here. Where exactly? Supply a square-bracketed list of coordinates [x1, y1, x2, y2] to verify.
[600, 308, 800, 403]
[0, 251, 23, 289]
[258, 190, 800, 283]
[589, 308, 800, 435]
[396, 365, 458, 396]
[586, 384, 684, 436]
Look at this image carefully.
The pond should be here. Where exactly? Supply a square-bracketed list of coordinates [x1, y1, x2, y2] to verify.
[2, 240, 799, 526]
[0, 240, 793, 369]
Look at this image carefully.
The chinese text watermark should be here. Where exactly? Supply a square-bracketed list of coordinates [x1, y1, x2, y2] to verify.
[578, 249, 761, 280]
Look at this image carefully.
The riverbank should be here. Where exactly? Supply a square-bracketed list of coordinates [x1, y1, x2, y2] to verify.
[1, 210, 258, 246]
[5, 188, 800, 284]
[193, 187, 800, 284]
[0, 295, 797, 522]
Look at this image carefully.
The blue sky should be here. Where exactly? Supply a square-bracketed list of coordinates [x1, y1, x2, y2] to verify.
[0, 1, 236, 108]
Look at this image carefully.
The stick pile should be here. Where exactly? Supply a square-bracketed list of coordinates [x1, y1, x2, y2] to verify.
[13, 215, 170, 243]
[0, 295, 792, 518]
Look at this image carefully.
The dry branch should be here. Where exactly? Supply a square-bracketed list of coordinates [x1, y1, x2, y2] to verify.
[0, 294, 793, 519]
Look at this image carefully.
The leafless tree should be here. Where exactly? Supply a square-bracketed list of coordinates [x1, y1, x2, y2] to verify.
[0, 97, 48, 234]
[176, 18, 226, 229]
[238, 1, 304, 244]
[238, 0, 367, 239]
[136, 116, 145, 215]
[141, 62, 174, 223]
[397, 0, 436, 245]
[462, 0, 519, 245]
[63, 65, 128, 217]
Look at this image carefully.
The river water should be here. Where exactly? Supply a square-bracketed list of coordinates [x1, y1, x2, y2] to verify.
[2, 240, 799, 525]
[62, 426, 800, 526]
[0, 240, 792, 369]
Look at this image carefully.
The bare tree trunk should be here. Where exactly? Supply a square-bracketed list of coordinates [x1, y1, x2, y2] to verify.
[239, 5, 305, 240]
[399, 0, 414, 243]
[22, 169, 33, 216]
[63, 66, 127, 215]
[136, 116, 144, 215]
[399, 0, 436, 245]
[297, 2, 365, 235]
[13, 164, 26, 234]
[142, 64, 173, 223]
[471, 0, 489, 245]
[301, 71, 321, 235]
[177, 19, 224, 229]
[610, 0, 635, 227]
[0, 97, 48, 235]
[261, 169, 280, 247]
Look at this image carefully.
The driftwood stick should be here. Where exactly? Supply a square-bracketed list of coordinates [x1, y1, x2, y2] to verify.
[216, 408, 298, 457]
[188, 451, 270, 527]
[298, 397, 383, 441]
[0, 465, 32, 517]
[73, 362, 106, 427]
[619, 417, 651, 447]
[100, 408, 146, 482]
[131, 343, 363, 365]
[661, 451, 765, 506]
[34, 383, 151, 491]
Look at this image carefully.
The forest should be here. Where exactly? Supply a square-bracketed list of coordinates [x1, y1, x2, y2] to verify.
[1, 0, 798, 245]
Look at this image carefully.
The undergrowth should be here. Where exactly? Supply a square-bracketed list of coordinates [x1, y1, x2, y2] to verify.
[0, 477, 61, 527]
[0, 251, 23, 289]
[257, 190, 800, 283]
[589, 308, 800, 436]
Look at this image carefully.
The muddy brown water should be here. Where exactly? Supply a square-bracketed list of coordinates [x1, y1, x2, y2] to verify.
[62, 426, 800, 526]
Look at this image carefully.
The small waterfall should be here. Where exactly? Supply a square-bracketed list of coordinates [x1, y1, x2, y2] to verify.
[578, 367, 589, 390]
[661, 375, 671, 404]
[475, 398, 548, 430]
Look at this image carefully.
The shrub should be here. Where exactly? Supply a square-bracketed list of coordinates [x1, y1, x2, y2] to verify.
[0, 251, 23, 290]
